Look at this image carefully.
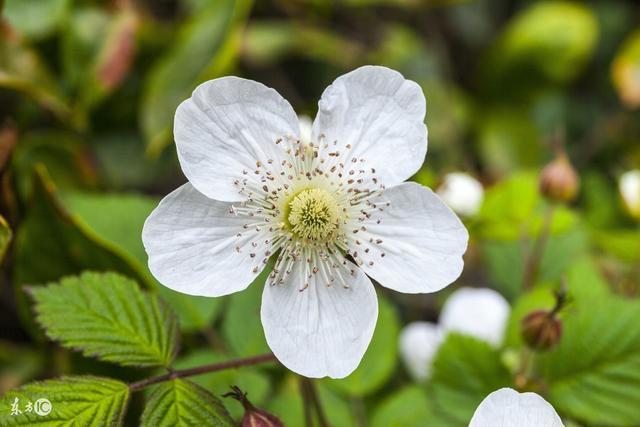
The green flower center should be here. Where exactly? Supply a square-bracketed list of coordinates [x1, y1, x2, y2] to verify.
[288, 188, 340, 241]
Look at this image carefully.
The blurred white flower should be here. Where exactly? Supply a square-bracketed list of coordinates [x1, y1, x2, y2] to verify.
[398, 321, 443, 381]
[439, 287, 510, 347]
[143, 66, 469, 378]
[437, 172, 484, 217]
[470, 388, 563, 427]
[619, 169, 640, 219]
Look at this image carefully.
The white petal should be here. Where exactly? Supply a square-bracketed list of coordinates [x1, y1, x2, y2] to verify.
[174, 77, 300, 202]
[298, 114, 313, 143]
[352, 182, 468, 294]
[436, 172, 484, 217]
[261, 260, 378, 378]
[470, 388, 564, 427]
[439, 287, 510, 347]
[142, 183, 270, 297]
[311, 65, 427, 187]
[398, 321, 443, 382]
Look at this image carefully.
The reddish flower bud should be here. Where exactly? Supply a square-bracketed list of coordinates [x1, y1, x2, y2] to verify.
[225, 386, 283, 427]
[539, 154, 579, 203]
[521, 310, 563, 351]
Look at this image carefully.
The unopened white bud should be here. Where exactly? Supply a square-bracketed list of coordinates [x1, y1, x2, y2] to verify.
[620, 169, 640, 220]
[439, 287, 510, 347]
[398, 321, 443, 381]
[437, 173, 484, 217]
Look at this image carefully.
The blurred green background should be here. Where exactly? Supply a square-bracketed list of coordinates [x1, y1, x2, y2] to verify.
[1, 0, 640, 426]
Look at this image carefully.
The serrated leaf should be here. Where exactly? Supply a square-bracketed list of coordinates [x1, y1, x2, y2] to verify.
[141, 379, 234, 427]
[141, 0, 252, 155]
[430, 334, 512, 426]
[539, 297, 640, 426]
[325, 295, 399, 396]
[0, 376, 129, 426]
[29, 271, 179, 368]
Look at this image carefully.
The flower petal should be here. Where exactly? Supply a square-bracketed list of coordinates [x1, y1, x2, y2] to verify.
[398, 321, 443, 382]
[351, 182, 468, 293]
[470, 388, 564, 427]
[311, 65, 427, 187]
[439, 287, 510, 347]
[142, 183, 271, 297]
[174, 77, 300, 202]
[261, 260, 378, 378]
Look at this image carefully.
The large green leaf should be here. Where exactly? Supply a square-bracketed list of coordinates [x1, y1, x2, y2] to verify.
[325, 295, 399, 396]
[539, 297, 640, 426]
[430, 334, 512, 426]
[29, 271, 179, 368]
[141, 0, 252, 155]
[0, 376, 129, 426]
[3, 0, 70, 39]
[141, 379, 234, 427]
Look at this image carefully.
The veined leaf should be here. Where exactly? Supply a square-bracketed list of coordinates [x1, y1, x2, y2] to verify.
[140, 379, 234, 427]
[0, 376, 129, 426]
[28, 271, 179, 368]
[539, 297, 640, 426]
[430, 334, 512, 426]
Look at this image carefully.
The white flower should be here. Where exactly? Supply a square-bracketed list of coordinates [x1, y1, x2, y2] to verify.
[470, 388, 564, 427]
[439, 287, 510, 347]
[436, 172, 484, 217]
[619, 169, 640, 219]
[398, 321, 443, 381]
[142, 66, 468, 378]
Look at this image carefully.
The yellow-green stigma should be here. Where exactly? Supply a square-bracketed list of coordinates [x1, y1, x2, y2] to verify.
[288, 189, 340, 241]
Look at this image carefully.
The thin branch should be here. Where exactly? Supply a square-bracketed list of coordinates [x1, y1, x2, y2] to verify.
[299, 377, 314, 427]
[129, 353, 276, 392]
[302, 378, 330, 427]
[522, 204, 555, 290]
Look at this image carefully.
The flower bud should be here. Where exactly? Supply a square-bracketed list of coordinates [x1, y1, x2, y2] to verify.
[619, 169, 640, 220]
[437, 172, 484, 217]
[399, 321, 443, 382]
[225, 386, 283, 427]
[539, 154, 579, 203]
[521, 310, 562, 351]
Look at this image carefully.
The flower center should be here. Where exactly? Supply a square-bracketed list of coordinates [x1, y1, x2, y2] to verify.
[288, 188, 340, 241]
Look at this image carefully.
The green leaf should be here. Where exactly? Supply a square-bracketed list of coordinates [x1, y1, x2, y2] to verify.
[61, 191, 223, 332]
[28, 271, 179, 368]
[173, 350, 270, 420]
[3, 0, 71, 39]
[481, 1, 598, 95]
[0, 376, 129, 426]
[370, 386, 436, 427]
[141, 379, 234, 427]
[325, 295, 399, 396]
[430, 334, 512, 426]
[141, 0, 252, 155]
[539, 297, 640, 426]
[0, 214, 11, 262]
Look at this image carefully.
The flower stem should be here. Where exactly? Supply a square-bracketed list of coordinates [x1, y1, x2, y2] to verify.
[129, 353, 276, 392]
[522, 204, 555, 290]
[300, 377, 330, 427]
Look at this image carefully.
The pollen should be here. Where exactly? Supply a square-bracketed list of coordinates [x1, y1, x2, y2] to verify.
[288, 188, 341, 241]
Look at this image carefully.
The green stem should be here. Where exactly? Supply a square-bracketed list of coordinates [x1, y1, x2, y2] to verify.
[523, 204, 555, 290]
[129, 353, 276, 391]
